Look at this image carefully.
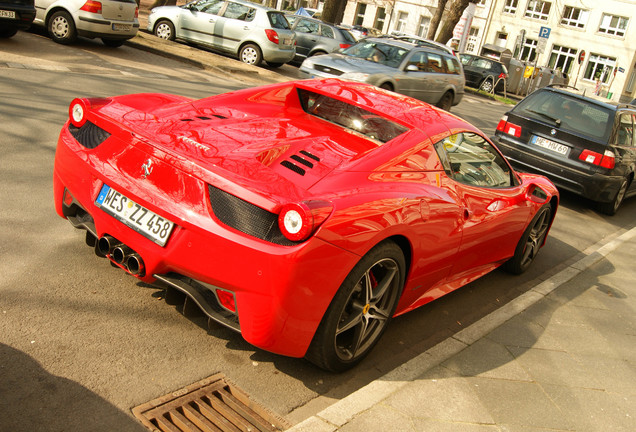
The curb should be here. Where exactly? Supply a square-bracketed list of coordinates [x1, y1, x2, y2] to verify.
[287, 225, 636, 431]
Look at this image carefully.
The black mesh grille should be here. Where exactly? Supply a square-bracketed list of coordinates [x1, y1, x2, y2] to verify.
[69, 121, 111, 149]
[208, 186, 297, 246]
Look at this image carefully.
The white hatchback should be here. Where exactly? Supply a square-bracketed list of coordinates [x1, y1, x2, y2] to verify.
[33, 0, 139, 46]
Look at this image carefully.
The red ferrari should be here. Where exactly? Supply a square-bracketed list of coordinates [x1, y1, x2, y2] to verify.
[54, 79, 558, 371]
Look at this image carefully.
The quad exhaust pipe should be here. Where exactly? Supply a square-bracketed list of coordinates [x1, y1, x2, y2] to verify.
[96, 235, 145, 276]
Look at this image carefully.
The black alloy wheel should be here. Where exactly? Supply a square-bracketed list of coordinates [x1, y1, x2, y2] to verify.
[306, 241, 405, 372]
[503, 204, 552, 275]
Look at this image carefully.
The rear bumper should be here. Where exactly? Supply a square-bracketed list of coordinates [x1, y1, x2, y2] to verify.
[76, 13, 139, 39]
[494, 135, 621, 203]
[0, 6, 35, 30]
[53, 126, 358, 357]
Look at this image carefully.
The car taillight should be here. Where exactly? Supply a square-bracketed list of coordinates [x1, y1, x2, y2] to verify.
[340, 43, 351, 49]
[496, 115, 521, 138]
[278, 201, 332, 242]
[68, 97, 110, 127]
[135, 7, 139, 18]
[265, 29, 280, 44]
[80, 0, 102, 14]
[498, 72, 508, 80]
[579, 149, 615, 169]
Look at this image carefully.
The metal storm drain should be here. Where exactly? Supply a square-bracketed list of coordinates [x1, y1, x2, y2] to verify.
[132, 373, 290, 432]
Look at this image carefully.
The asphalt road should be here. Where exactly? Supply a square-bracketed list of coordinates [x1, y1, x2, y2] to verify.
[1, 29, 635, 431]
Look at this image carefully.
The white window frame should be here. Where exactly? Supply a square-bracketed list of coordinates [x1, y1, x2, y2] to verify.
[374, 7, 386, 32]
[524, 0, 551, 20]
[548, 45, 577, 74]
[354, 3, 367, 27]
[598, 13, 629, 37]
[396, 11, 408, 33]
[503, 0, 518, 14]
[584, 54, 617, 83]
[560, 6, 588, 29]
[519, 38, 537, 62]
[417, 15, 430, 37]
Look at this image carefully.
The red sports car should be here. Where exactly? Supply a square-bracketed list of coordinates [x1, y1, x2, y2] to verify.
[54, 79, 558, 371]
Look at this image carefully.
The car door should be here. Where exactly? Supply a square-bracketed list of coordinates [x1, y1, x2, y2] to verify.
[398, 50, 431, 101]
[178, 0, 225, 45]
[459, 54, 479, 87]
[612, 112, 636, 194]
[214, 1, 256, 53]
[293, 18, 321, 61]
[433, 132, 534, 280]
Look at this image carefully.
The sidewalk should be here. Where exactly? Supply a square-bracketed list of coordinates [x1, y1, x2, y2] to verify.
[289, 227, 636, 432]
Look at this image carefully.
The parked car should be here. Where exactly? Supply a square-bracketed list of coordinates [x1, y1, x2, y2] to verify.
[32, 0, 139, 46]
[391, 34, 456, 57]
[148, 0, 295, 67]
[0, 0, 35, 38]
[289, 16, 356, 65]
[54, 79, 558, 371]
[459, 53, 508, 93]
[493, 85, 636, 215]
[340, 24, 369, 40]
[300, 37, 464, 111]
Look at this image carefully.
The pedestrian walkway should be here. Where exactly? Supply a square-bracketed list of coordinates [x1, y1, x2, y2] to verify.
[289, 227, 636, 431]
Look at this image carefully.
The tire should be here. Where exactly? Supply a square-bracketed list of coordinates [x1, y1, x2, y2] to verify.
[479, 78, 494, 93]
[154, 19, 175, 41]
[503, 204, 552, 275]
[309, 50, 327, 57]
[102, 38, 125, 48]
[0, 28, 19, 38]
[266, 61, 283, 68]
[596, 177, 629, 216]
[239, 43, 262, 66]
[306, 241, 405, 372]
[436, 91, 453, 111]
[48, 10, 77, 45]
[379, 82, 394, 91]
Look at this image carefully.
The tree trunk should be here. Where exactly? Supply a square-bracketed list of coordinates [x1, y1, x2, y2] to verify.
[321, 0, 347, 25]
[435, 0, 473, 44]
[426, 0, 448, 40]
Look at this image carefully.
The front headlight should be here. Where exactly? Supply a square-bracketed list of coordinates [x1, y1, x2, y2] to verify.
[340, 72, 370, 82]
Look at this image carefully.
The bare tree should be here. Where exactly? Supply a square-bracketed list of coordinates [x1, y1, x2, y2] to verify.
[426, 0, 449, 40]
[435, 0, 474, 44]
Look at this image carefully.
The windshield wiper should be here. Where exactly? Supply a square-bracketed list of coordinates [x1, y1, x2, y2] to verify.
[527, 109, 561, 126]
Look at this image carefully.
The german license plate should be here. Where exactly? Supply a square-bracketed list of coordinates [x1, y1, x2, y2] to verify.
[531, 135, 569, 155]
[282, 38, 292, 46]
[95, 184, 174, 246]
[112, 23, 132, 31]
[0, 10, 16, 18]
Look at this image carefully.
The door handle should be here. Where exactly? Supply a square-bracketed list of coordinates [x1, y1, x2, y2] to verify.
[463, 208, 472, 220]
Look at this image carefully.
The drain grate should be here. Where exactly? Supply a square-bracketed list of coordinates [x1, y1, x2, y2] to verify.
[132, 373, 290, 432]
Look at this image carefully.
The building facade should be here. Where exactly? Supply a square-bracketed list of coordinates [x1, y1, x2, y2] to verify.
[338, 0, 636, 103]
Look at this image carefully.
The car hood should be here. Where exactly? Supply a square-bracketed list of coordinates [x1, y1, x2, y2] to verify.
[92, 92, 382, 205]
[307, 53, 398, 75]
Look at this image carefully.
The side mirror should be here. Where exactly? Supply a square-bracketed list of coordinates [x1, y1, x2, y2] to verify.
[406, 65, 419, 72]
[526, 184, 549, 204]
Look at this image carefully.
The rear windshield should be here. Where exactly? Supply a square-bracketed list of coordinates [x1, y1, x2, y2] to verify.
[514, 91, 613, 140]
[269, 11, 291, 29]
[298, 89, 409, 143]
[339, 28, 357, 44]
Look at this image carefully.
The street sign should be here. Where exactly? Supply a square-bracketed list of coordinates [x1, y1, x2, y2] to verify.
[578, 50, 585, 64]
[536, 37, 547, 54]
[539, 26, 551, 38]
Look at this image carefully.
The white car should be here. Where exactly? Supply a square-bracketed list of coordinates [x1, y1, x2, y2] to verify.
[33, 0, 139, 46]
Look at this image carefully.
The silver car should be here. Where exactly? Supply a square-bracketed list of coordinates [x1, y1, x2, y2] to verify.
[148, 0, 295, 67]
[33, 0, 139, 46]
[300, 38, 464, 110]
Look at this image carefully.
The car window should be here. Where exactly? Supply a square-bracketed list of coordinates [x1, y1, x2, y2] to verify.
[445, 56, 460, 75]
[459, 54, 472, 65]
[321, 25, 334, 39]
[295, 19, 317, 33]
[427, 53, 444, 73]
[298, 89, 410, 143]
[434, 132, 514, 188]
[473, 58, 493, 70]
[616, 113, 635, 147]
[406, 51, 428, 71]
[223, 2, 255, 21]
[193, 0, 224, 14]
[514, 91, 613, 140]
[269, 11, 291, 29]
[343, 41, 409, 68]
[339, 28, 356, 44]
